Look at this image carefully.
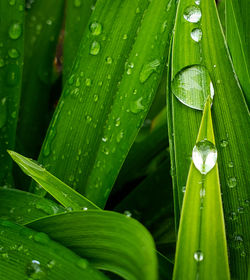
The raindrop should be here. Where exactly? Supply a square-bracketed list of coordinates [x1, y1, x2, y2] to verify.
[130, 97, 145, 114]
[89, 22, 102, 36]
[105, 56, 112, 64]
[77, 259, 88, 270]
[124, 210, 132, 217]
[116, 130, 124, 143]
[47, 260, 56, 269]
[6, 64, 19, 87]
[85, 115, 92, 123]
[26, 260, 46, 279]
[0, 98, 7, 129]
[171, 65, 214, 110]
[9, 0, 16, 6]
[115, 118, 120, 127]
[8, 48, 19, 59]
[228, 161, 234, 168]
[68, 74, 75, 85]
[183, 6, 202, 23]
[90, 41, 100, 55]
[74, 0, 82, 7]
[139, 59, 160, 83]
[9, 22, 22, 40]
[192, 139, 217, 175]
[85, 78, 92, 86]
[182, 186, 186, 193]
[194, 250, 204, 262]
[93, 94, 98, 102]
[191, 28, 202, 42]
[227, 177, 237, 188]
[195, 0, 201, 5]
[220, 139, 228, 148]
[123, 34, 128, 40]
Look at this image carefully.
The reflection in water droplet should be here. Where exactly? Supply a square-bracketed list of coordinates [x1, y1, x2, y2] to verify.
[90, 41, 100, 55]
[139, 59, 160, 83]
[184, 6, 202, 23]
[26, 260, 46, 279]
[130, 97, 145, 114]
[192, 140, 217, 175]
[191, 28, 202, 42]
[194, 250, 204, 262]
[227, 177, 237, 188]
[9, 22, 22, 39]
[89, 22, 102, 36]
[172, 65, 214, 110]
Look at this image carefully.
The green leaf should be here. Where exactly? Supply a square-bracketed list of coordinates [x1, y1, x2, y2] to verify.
[167, 0, 250, 277]
[0, 219, 108, 280]
[0, 187, 65, 224]
[225, 0, 250, 105]
[16, 0, 65, 163]
[63, 0, 96, 82]
[28, 210, 158, 280]
[173, 98, 230, 279]
[33, 0, 177, 209]
[0, 0, 24, 185]
[9, 150, 100, 210]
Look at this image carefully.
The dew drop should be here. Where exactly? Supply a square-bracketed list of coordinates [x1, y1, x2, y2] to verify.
[105, 56, 112, 64]
[6, 64, 19, 87]
[139, 59, 160, 83]
[77, 259, 88, 270]
[8, 48, 19, 58]
[93, 94, 99, 102]
[220, 139, 228, 148]
[172, 65, 214, 110]
[0, 98, 7, 129]
[9, 0, 16, 6]
[85, 78, 92, 86]
[43, 129, 56, 157]
[123, 34, 128, 40]
[116, 130, 124, 143]
[130, 97, 145, 114]
[194, 250, 204, 262]
[192, 140, 217, 175]
[26, 260, 46, 279]
[89, 22, 102, 36]
[183, 6, 202, 23]
[90, 41, 100, 55]
[191, 28, 202, 42]
[227, 177, 237, 188]
[47, 260, 56, 269]
[9, 22, 22, 40]
[124, 210, 132, 217]
[195, 0, 201, 5]
[115, 117, 120, 127]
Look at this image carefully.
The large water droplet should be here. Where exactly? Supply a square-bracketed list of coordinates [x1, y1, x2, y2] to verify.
[184, 6, 202, 23]
[0, 98, 7, 129]
[139, 59, 160, 83]
[191, 28, 202, 42]
[130, 97, 145, 114]
[26, 260, 46, 279]
[9, 22, 22, 40]
[89, 22, 102, 36]
[194, 250, 204, 262]
[192, 140, 217, 175]
[172, 65, 214, 110]
[90, 41, 100, 55]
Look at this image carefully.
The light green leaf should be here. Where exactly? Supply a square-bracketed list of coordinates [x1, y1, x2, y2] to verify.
[28, 210, 158, 280]
[0, 219, 108, 280]
[0, 0, 24, 185]
[173, 98, 230, 280]
[9, 150, 99, 210]
[167, 0, 250, 277]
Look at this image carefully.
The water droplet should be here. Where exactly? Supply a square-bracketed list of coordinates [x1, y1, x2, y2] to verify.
[116, 130, 124, 143]
[227, 177, 237, 188]
[191, 28, 202, 42]
[93, 94, 98, 102]
[115, 118, 120, 127]
[0, 98, 7, 129]
[182, 186, 186, 193]
[68, 74, 75, 85]
[26, 260, 46, 279]
[130, 97, 145, 114]
[89, 22, 102, 36]
[195, 0, 201, 5]
[220, 139, 228, 147]
[82, 207, 88, 211]
[184, 6, 202, 23]
[6, 64, 19, 87]
[0, 58, 4, 68]
[85, 115, 92, 123]
[47, 260, 56, 269]
[77, 259, 88, 269]
[74, 0, 82, 7]
[194, 250, 204, 262]
[139, 59, 160, 83]
[90, 41, 100, 55]
[85, 78, 92, 86]
[172, 65, 214, 110]
[123, 34, 128, 40]
[105, 56, 112, 64]
[102, 137, 108, 142]
[9, 0, 16, 6]
[124, 210, 132, 217]
[9, 22, 22, 40]
[192, 140, 217, 175]
[8, 48, 19, 58]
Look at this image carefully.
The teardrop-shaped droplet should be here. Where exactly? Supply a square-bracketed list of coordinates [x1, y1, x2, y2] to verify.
[191, 28, 202, 42]
[194, 250, 204, 262]
[139, 59, 160, 83]
[89, 22, 102, 36]
[192, 140, 217, 175]
[90, 41, 100, 55]
[8, 22, 22, 40]
[184, 6, 202, 23]
[172, 65, 214, 110]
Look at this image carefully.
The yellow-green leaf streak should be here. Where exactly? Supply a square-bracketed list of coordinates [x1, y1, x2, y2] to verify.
[0, 0, 24, 185]
[173, 98, 230, 280]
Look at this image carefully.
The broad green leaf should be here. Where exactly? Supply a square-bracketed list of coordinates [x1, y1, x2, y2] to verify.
[167, 0, 250, 277]
[0, 219, 108, 280]
[9, 150, 100, 210]
[225, 0, 250, 105]
[173, 98, 230, 280]
[28, 210, 158, 280]
[63, 0, 96, 82]
[0, 0, 24, 185]
[16, 0, 64, 163]
[0, 187, 64, 224]
[33, 0, 177, 208]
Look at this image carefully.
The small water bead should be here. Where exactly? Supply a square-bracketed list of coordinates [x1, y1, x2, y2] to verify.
[191, 28, 202, 42]
[47, 260, 56, 269]
[194, 250, 204, 262]
[116, 130, 124, 143]
[89, 22, 102, 36]
[195, 0, 201, 5]
[182, 186, 186, 193]
[85, 115, 92, 123]
[0, 98, 7, 129]
[74, 0, 82, 7]
[139, 59, 160, 83]
[8, 48, 19, 59]
[228, 161, 234, 168]
[105, 56, 112, 64]
[90, 41, 100, 55]
[9, 22, 22, 40]
[192, 140, 217, 175]
[227, 177, 237, 188]
[6, 65, 19, 86]
[85, 78, 92, 86]
[77, 259, 88, 270]
[124, 210, 132, 217]
[220, 139, 228, 148]
[130, 97, 145, 114]
[0, 58, 4, 68]
[9, 0, 16, 6]
[26, 260, 46, 279]
[184, 6, 202, 23]
[172, 65, 214, 110]
[102, 137, 108, 142]
[115, 117, 120, 127]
